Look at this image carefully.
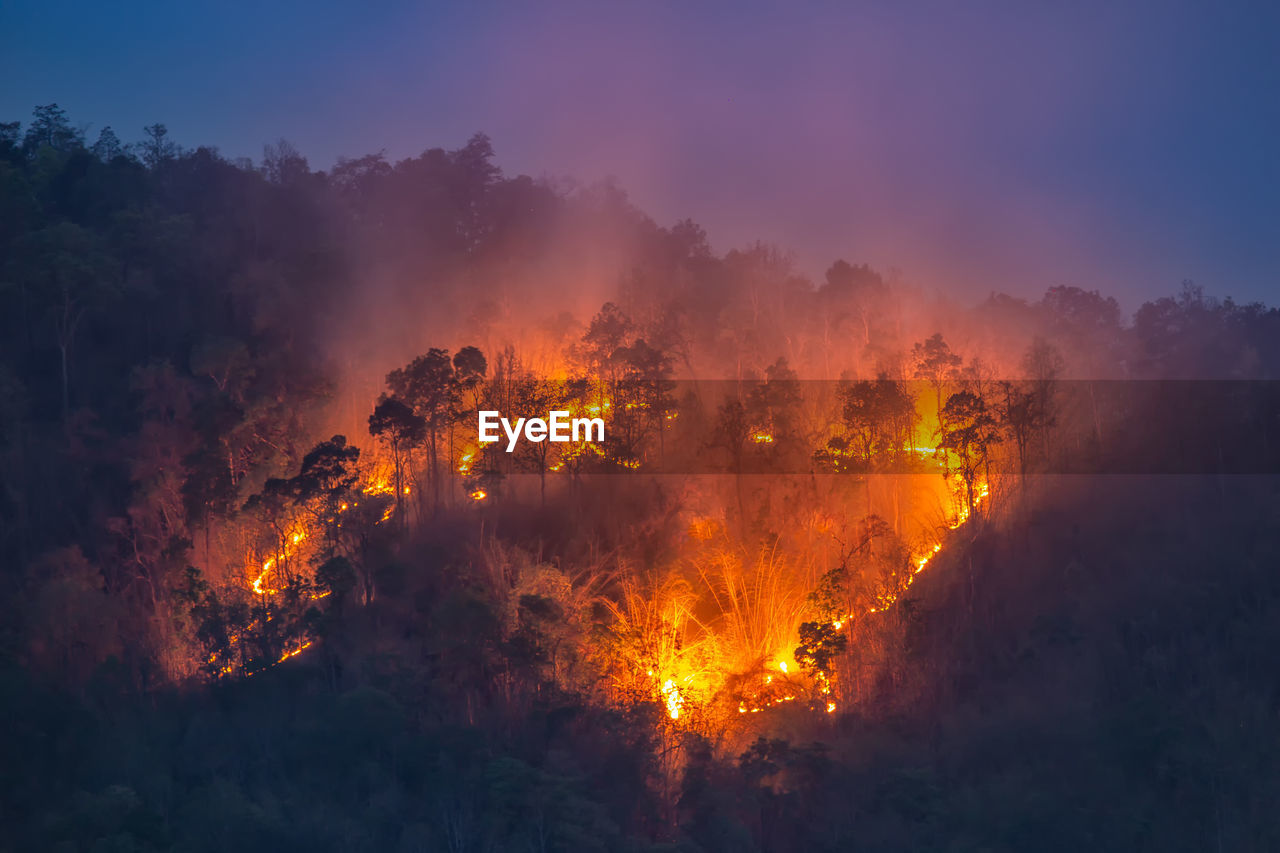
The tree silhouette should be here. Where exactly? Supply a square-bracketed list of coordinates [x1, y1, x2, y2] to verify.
[911, 333, 963, 419]
[22, 104, 80, 152]
[368, 395, 426, 521]
[937, 390, 1002, 517]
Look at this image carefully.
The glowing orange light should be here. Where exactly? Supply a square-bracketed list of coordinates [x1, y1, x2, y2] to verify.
[661, 679, 683, 720]
[278, 640, 312, 662]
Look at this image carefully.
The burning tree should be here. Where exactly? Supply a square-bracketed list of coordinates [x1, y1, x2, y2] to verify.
[289, 434, 361, 553]
[385, 346, 487, 509]
[368, 396, 426, 521]
[830, 374, 918, 469]
[937, 390, 1002, 518]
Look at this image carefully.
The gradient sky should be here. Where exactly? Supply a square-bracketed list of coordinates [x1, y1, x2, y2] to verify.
[3, 0, 1277, 310]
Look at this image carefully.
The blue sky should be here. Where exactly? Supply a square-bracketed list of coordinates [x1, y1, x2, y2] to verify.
[3, 0, 1277, 310]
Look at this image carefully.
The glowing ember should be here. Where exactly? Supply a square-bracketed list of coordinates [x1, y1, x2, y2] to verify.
[251, 558, 274, 595]
[914, 543, 942, 573]
[250, 527, 308, 595]
[278, 640, 313, 661]
[362, 475, 394, 496]
[661, 679, 683, 720]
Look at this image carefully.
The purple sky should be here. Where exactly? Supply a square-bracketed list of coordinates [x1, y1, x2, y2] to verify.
[3, 0, 1277, 310]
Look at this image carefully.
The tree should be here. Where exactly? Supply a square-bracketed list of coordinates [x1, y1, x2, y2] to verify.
[937, 390, 1002, 518]
[818, 260, 888, 369]
[1002, 336, 1063, 474]
[580, 302, 634, 383]
[12, 223, 116, 420]
[387, 346, 486, 508]
[315, 555, 356, 602]
[997, 381, 1037, 479]
[450, 346, 489, 487]
[453, 345, 488, 390]
[1041, 285, 1123, 376]
[834, 374, 917, 468]
[795, 561, 850, 686]
[22, 104, 81, 152]
[176, 565, 252, 678]
[449, 133, 502, 251]
[111, 361, 200, 677]
[262, 138, 309, 185]
[241, 478, 300, 590]
[911, 333, 963, 419]
[1042, 285, 1121, 334]
[794, 621, 848, 682]
[90, 126, 123, 161]
[139, 123, 177, 167]
[388, 349, 457, 506]
[0, 120, 20, 155]
[368, 395, 426, 520]
[608, 337, 675, 465]
[744, 357, 802, 464]
[290, 434, 361, 551]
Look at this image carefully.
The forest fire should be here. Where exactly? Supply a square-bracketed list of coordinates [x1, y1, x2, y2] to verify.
[48, 136, 1023, 735]
[202, 328, 1004, 721]
[249, 527, 308, 596]
[6, 43, 1272, 846]
[216, 339, 1000, 721]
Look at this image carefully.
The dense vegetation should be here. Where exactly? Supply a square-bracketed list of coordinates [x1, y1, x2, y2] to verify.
[3, 104, 1280, 851]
